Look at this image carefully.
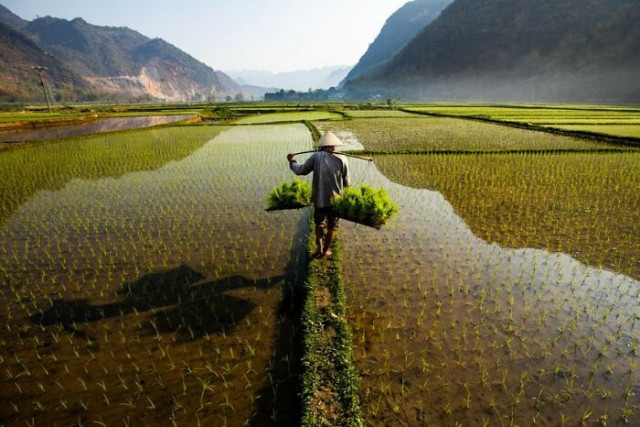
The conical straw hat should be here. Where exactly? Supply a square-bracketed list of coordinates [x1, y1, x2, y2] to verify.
[316, 131, 344, 147]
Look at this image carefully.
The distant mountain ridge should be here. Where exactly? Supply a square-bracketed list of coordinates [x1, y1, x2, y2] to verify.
[342, 0, 453, 85]
[0, 20, 91, 102]
[0, 5, 242, 103]
[227, 65, 352, 92]
[345, 0, 640, 103]
[0, 4, 27, 30]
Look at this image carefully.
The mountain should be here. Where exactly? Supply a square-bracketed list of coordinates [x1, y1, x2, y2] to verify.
[227, 65, 353, 92]
[345, 0, 640, 103]
[22, 16, 241, 102]
[319, 66, 352, 89]
[0, 5, 242, 103]
[0, 21, 93, 102]
[240, 84, 280, 100]
[342, 0, 453, 84]
[0, 4, 27, 30]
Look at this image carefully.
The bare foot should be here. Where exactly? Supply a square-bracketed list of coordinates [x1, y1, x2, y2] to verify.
[322, 249, 333, 258]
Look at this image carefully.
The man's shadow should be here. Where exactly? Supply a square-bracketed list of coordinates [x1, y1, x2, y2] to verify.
[30, 264, 283, 343]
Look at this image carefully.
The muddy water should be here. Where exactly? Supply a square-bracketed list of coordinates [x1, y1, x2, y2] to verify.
[0, 115, 195, 143]
[0, 124, 313, 426]
[340, 145, 640, 424]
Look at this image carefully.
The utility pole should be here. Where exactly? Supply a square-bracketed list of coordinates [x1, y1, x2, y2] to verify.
[178, 66, 192, 106]
[32, 66, 52, 113]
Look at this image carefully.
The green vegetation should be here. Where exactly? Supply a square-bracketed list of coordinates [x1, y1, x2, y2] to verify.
[235, 111, 343, 125]
[0, 126, 226, 223]
[267, 178, 312, 210]
[333, 185, 398, 229]
[342, 110, 419, 118]
[0, 111, 90, 124]
[316, 109, 640, 425]
[1, 103, 639, 426]
[548, 124, 640, 139]
[0, 123, 312, 426]
[375, 152, 640, 280]
[404, 105, 640, 119]
[404, 105, 640, 141]
[316, 117, 616, 152]
[301, 230, 361, 426]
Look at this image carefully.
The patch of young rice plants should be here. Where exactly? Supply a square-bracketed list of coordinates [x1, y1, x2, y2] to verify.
[315, 117, 615, 152]
[375, 152, 640, 280]
[340, 158, 640, 426]
[0, 111, 88, 124]
[404, 105, 640, 122]
[0, 124, 314, 426]
[515, 118, 640, 125]
[234, 111, 342, 125]
[548, 124, 640, 139]
[0, 126, 226, 224]
[342, 110, 420, 118]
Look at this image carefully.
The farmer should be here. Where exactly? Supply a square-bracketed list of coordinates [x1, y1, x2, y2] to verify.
[287, 131, 350, 258]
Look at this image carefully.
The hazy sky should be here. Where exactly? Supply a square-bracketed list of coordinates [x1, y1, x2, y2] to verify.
[0, 0, 409, 72]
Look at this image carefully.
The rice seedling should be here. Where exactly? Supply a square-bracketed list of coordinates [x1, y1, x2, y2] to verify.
[548, 124, 640, 139]
[334, 116, 640, 425]
[403, 105, 640, 124]
[315, 116, 618, 152]
[375, 152, 640, 280]
[403, 105, 640, 143]
[342, 110, 420, 119]
[1, 104, 638, 425]
[0, 123, 313, 425]
[234, 111, 342, 125]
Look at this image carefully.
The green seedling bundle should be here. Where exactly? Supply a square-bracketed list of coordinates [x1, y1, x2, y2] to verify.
[266, 178, 312, 211]
[333, 185, 398, 229]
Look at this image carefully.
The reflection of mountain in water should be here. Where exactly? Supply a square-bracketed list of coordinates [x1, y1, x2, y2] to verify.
[0, 115, 194, 143]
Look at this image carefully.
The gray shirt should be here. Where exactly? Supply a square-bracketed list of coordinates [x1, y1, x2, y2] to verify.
[290, 150, 350, 208]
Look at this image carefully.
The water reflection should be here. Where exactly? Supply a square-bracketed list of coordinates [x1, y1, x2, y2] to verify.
[0, 124, 312, 426]
[0, 115, 195, 142]
[341, 144, 640, 424]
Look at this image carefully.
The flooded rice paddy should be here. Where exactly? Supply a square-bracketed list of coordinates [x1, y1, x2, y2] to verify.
[0, 115, 638, 425]
[0, 115, 195, 143]
[338, 137, 640, 425]
[0, 124, 312, 426]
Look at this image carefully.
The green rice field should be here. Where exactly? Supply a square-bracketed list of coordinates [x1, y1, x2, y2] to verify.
[1, 105, 639, 425]
[547, 125, 640, 139]
[404, 105, 640, 140]
[315, 117, 622, 152]
[0, 123, 313, 425]
[234, 111, 342, 125]
[342, 110, 420, 119]
[315, 110, 640, 425]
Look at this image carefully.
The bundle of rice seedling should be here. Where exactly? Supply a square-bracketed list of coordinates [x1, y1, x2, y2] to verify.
[333, 185, 398, 229]
[266, 178, 312, 211]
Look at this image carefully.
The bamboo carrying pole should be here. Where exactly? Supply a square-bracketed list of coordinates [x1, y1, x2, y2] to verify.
[290, 150, 373, 162]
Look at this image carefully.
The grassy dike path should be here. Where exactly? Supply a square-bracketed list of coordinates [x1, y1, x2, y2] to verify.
[298, 120, 361, 426]
[300, 229, 362, 426]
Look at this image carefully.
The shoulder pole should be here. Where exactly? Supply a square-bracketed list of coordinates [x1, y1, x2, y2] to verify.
[290, 150, 373, 162]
